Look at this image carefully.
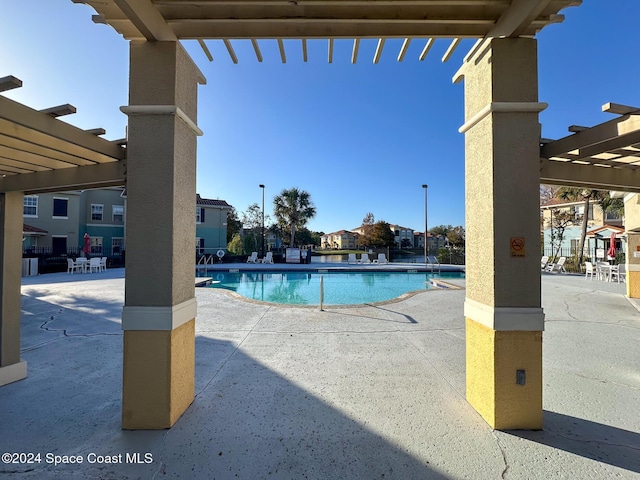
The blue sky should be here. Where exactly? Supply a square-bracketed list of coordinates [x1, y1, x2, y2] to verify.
[2, 1, 639, 234]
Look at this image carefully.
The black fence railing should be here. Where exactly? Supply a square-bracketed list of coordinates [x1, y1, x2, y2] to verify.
[23, 247, 124, 274]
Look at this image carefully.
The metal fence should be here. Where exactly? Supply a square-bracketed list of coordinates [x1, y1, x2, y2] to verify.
[23, 247, 124, 274]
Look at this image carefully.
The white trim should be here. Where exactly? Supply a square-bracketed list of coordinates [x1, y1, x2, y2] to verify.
[459, 101, 548, 134]
[627, 264, 640, 272]
[464, 298, 544, 331]
[0, 360, 27, 386]
[122, 298, 197, 331]
[120, 105, 203, 137]
[85, 223, 124, 228]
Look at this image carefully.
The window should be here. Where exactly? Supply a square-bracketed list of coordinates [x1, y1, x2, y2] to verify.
[52, 198, 68, 218]
[91, 204, 104, 221]
[112, 237, 124, 255]
[112, 205, 124, 222]
[196, 207, 205, 224]
[23, 196, 38, 217]
[90, 237, 103, 255]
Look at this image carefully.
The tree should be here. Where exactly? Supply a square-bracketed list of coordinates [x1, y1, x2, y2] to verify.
[429, 225, 453, 237]
[446, 226, 465, 249]
[226, 207, 242, 244]
[227, 233, 244, 255]
[549, 208, 576, 262]
[556, 188, 599, 265]
[273, 187, 316, 247]
[242, 203, 265, 252]
[368, 221, 395, 248]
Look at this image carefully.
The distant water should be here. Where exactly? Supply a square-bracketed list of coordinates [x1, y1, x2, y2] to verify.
[311, 254, 427, 263]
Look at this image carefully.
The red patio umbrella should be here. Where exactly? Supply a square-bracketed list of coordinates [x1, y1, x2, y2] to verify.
[83, 233, 90, 255]
[607, 232, 616, 261]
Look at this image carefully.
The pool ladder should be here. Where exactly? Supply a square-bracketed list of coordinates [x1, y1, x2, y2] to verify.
[427, 255, 441, 274]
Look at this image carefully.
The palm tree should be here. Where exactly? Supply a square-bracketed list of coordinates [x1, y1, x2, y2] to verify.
[273, 187, 316, 247]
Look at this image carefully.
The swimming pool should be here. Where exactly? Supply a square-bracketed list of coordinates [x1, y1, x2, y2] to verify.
[206, 271, 465, 305]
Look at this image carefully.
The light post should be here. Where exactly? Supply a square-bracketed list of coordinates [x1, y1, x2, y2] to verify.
[259, 184, 265, 258]
[422, 184, 428, 264]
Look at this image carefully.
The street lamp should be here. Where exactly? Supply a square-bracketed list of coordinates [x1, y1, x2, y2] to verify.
[259, 184, 265, 258]
[422, 184, 428, 264]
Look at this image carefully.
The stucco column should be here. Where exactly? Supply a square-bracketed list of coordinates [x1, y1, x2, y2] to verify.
[121, 41, 205, 429]
[0, 191, 27, 386]
[455, 38, 546, 430]
[625, 232, 640, 298]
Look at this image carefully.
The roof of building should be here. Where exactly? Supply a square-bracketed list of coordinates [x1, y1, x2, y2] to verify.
[23, 223, 48, 235]
[586, 224, 625, 236]
[323, 230, 357, 236]
[196, 194, 231, 208]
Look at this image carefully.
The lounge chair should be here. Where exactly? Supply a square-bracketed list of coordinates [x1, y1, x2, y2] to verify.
[359, 253, 372, 264]
[347, 253, 357, 264]
[546, 256, 566, 273]
[374, 253, 388, 264]
[259, 252, 274, 264]
[541, 255, 549, 270]
[246, 252, 258, 263]
[100, 257, 107, 272]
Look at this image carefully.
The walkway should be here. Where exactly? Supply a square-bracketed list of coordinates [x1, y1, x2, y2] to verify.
[1, 269, 638, 479]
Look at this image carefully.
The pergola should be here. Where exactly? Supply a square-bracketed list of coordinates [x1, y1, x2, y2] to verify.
[2, 0, 638, 431]
[0, 82, 126, 194]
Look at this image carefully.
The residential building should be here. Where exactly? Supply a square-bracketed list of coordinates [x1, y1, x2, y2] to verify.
[413, 232, 447, 254]
[23, 189, 232, 259]
[23, 191, 83, 254]
[195, 195, 233, 255]
[321, 230, 359, 249]
[389, 224, 414, 249]
[80, 188, 127, 256]
[541, 199, 624, 258]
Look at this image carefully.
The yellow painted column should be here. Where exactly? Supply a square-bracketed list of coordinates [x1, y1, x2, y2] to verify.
[456, 38, 545, 430]
[121, 41, 205, 429]
[625, 232, 640, 298]
[0, 191, 27, 387]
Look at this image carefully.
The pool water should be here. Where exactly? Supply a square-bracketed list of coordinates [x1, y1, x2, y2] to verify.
[206, 271, 464, 305]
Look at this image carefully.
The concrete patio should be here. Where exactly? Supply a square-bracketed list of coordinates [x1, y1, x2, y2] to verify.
[1, 268, 638, 479]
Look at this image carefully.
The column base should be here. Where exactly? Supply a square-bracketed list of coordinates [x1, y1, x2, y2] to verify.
[0, 360, 27, 386]
[466, 318, 543, 430]
[627, 270, 640, 298]
[122, 319, 195, 429]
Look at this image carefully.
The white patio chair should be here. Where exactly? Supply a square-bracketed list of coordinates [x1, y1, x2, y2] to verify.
[246, 252, 258, 263]
[67, 258, 82, 274]
[610, 264, 626, 283]
[584, 261, 596, 280]
[100, 257, 107, 272]
[88, 257, 101, 273]
[359, 253, 372, 264]
[596, 262, 610, 281]
[347, 253, 357, 264]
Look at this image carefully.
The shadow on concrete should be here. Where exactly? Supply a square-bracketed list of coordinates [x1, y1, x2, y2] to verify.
[320, 307, 418, 325]
[3, 295, 453, 479]
[507, 410, 640, 475]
